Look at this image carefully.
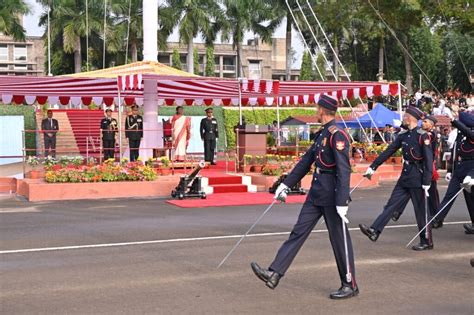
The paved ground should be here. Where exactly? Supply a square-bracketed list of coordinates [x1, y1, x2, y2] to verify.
[1, 183, 473, 314]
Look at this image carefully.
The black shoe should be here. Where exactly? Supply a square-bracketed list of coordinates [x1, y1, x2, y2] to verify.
[470, 258, 474, 267]
[359, 224, 379, 242]
[391, 211, 401, 222]
[432, 220, 443, 229]
[411, 243, 434, 251]
[464, 223, 474, 234]
[250, 262, 281, 290]
[329, 285, 359, 300]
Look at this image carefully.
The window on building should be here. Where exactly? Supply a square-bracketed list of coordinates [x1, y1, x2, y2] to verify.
[14, 64, 27, 71]
[0, 45, 8, 61]
[248, 60, 261, 79]
[14, 45, 27, 61]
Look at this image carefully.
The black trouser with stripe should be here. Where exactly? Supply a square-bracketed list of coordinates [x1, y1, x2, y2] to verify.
[103, 139, 115, 161]
[371, 183, 432, 245]
[204, 138, 216, 163]
[129, 139, 141, 162]
[269, 199, 357, 288]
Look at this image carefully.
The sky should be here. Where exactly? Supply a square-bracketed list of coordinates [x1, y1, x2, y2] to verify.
[23, 0, 304, 68]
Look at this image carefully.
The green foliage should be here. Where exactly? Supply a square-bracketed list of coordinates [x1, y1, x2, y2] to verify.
[0, 0, 30, 41]
[205, 47, 215, 77]
[171, 49, 182, 70]
[193, 48, 200, 75]
[299, 51, 313, 81]
[442, 31, 474, 92]
[0, 105, 37, 156]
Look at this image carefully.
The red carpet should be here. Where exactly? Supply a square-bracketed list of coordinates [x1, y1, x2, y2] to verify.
[166, 192, 307, 208]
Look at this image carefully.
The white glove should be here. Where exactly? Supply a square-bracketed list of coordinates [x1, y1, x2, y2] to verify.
[445, 172, 452, 182]
[364, 167, 375, 179]
[463, 176, 473, 187]
[422, 185, 430, 197]
[336, 206, 349, 224]
[274, 183, 289, 202]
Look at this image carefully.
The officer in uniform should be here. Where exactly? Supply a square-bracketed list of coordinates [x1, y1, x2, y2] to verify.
[251, 95, 358, 300]
[359, 107, 434, 251]
[200, 107, 218, 165]
[432, 111, 474, 234]
[41, 110, 59, 158]
[125, 105, 143, 162]
[100, 108, 118, 161]
[391, 115, 440, 221]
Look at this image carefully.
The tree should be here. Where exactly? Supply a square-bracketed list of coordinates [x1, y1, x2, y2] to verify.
[160, 0, 223, 74]
[220, 0, 278, 78]
[193, 48, 200, 75]
[299, 51, 312, 81]
[171, 49, 182, 70]
[205, 46, 215, 77]
[0, 0, 30, 41]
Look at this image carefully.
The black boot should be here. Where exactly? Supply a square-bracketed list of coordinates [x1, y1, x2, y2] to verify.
[464, 223, 474, 234]
[391, 211, 401, 222]
[470, 258, 474, 267]
[359, 224, 380, 242]
[329, 284, 359, 300]
[432, 219, 443, 229]
[412, 237, 433, 251]
[250, 262, 281, 289]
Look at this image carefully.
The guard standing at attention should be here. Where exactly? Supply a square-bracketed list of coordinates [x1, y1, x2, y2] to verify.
[200, 107, 218, 165]
[125, 105, 143, 162]
[432, 111, 474, 234]
[359, 107, 434, 251]
[100, 108, 118, 161]
[250, 95, 358, 300]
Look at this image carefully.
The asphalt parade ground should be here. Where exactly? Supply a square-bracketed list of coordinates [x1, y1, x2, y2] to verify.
[1, 183, 473, 314]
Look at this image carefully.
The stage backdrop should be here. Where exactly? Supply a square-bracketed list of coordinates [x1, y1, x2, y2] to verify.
[0, 115, 24, 165]
[158, 116, 206, 154]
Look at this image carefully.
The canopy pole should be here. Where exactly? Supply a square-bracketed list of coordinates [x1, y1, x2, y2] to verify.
[238, 78, 242, 125]
[276, 95, 281, 146]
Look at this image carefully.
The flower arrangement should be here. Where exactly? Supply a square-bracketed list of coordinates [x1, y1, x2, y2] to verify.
[243, 154, 253, 165]
[26, 156, 40, 166]
[255, 155, 264, 165]
[43, 156, 58, 169]
[44, 161, 157, 183]
[160, 156, 170, 168]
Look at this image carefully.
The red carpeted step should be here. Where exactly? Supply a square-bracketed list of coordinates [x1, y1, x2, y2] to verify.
[211, 184, 248, 193]
[208, 176, 242, 185]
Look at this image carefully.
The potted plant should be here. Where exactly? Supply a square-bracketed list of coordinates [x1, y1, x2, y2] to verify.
[252, 155, 264, 173]
[243, 154, 252, 173]
[159, 156, 171, 175]
[392, 149, 403, 164]
[26, 156, 42, 179]
[43, 156, 58, 171]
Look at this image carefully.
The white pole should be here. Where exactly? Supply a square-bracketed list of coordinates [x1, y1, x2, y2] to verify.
[118, 88, 123, 158]
[398, 81, 403, 120]
[47, 4, 51, 76]
[238, 78, 243, 125]
[419, 74, 422, 90]
[103, 0, 107, 69]
[276, 95, 281, 146]
[86, 0, 89, 71]
[143, 0, 158, 61]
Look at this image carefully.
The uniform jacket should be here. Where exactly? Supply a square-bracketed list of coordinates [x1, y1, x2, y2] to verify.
[41, 118, 59, 138]
[101, 117, 118, 140]
[371, 127, 433, 187]
[200, 117, 219, 140]
[283, 120, 351, 207]
[448, 119, 474, 174]
[125, 115, 143, 140]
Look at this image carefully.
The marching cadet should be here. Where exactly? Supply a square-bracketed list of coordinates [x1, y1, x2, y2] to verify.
[251, 95, 358, 300]
[432, 111, 474, 234]
[391, 115, 440, 221]
[359, 107, 434, 251]
[125, 105, 143, 162]
[200, 107, 218, 165]
[100, 108, 118, 161]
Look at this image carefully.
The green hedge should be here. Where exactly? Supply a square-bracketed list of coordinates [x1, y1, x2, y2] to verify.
[0, 105, 36, 156]
[157, 106, 225, 151]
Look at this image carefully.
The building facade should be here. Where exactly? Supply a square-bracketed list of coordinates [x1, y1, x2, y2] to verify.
[0, 34, 45, 76]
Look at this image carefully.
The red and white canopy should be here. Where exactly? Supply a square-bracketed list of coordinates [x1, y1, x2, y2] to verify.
[0, 74, 399, 107]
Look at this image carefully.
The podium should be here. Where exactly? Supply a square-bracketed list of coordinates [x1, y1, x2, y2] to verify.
[236, 124, 269, 171]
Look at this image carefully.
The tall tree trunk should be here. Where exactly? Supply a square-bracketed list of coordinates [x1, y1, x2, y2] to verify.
[187, 40, 194, 73]
[377, 36, 384, 81]
[402, 36, 413, 94]
[333, 36, 339, 80]
[285, 14, 292, 81]
[131, 40, 138, 63]
[237, 42, 243, 77]
[74, 36, 82, 73]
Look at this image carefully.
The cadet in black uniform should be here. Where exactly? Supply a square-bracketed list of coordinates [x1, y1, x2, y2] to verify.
[359, 107, 434, 251]
[432, 111, 474, 234]
[200, 107, 218, 165]
[100, 108, 118, 161]
[392, 115, 440, 221]
[125, 105, 143, 162]
[251, 95, 358, 300]
[41, 110, 59, 158]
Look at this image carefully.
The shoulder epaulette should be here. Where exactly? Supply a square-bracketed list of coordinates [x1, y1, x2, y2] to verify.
[328, 125, 339, 134]
[398, 129, 408, 134]
[417, 128, 427, 135]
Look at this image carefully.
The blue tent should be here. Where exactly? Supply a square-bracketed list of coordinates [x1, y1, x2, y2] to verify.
[337, 104, 401, 128]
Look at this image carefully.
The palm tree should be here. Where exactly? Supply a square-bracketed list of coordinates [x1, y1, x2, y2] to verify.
[160, 0, 223, 74]
[220, 0, 278, 78]
[0, 0, 30, 41]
